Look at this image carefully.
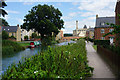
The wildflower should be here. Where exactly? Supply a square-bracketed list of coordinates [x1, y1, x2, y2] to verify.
[34, 71, 38, 73]
[69, 52, 71, 54]
[80, 77, 82, 80]
[58, 76, 60, 78]
[74, 58, 76, 60]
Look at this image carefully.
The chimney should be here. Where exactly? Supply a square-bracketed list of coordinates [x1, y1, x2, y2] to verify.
[17, 24, 19, 27]
[76, 20, 78, 30]
[96, 14, 98, 18]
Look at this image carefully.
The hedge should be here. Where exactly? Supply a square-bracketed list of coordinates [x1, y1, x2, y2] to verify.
[94, 40, 110, 45]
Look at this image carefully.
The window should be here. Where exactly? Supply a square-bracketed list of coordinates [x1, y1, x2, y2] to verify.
[101, 37, 105, 40]
[8, 29, 9, 30]
[101, 29, 105, 33]
[4, 29, 5, 30]
[101, 22, 105, 26]
[12, 33, 14, 36]
[109, 29, 114, 32]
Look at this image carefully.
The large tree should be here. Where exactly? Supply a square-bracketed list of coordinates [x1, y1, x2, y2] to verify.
[22, 4, 64, 40]
[0, 1, 8, 17]
[0, 18, 9, 26]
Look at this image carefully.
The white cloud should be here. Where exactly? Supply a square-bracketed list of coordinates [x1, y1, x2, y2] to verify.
[7, 10, 20, 14]
[17, 19, 24, 25]
[23, 2, 34, 5]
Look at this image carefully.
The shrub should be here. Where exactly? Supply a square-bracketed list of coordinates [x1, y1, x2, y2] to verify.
[2, 31, 9, 40]
[9, 35, 16, 39]
[31, 33, 37, 38]
[24, 35, 28, 40]
[94, 40, 110, 46]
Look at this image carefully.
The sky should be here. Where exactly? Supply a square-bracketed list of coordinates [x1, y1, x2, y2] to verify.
[2, 0, 117, 34]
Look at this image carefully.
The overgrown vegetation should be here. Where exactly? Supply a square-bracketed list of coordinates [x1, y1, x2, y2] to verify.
[93, 45, 97, 51]
[2, 40, 25, 56]
[2, 39, 93, 79]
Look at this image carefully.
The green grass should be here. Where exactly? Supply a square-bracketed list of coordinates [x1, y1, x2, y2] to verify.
[18, 43, 30, 47]
[93, 45, 97, 51]
[2, 39, 93, 79]
[2, 40, 25, 56]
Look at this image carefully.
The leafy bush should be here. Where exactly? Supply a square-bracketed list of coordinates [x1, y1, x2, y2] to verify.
[2, 31, 9, 40]
[94, 40, 110, 46]
[2, 40, 25, 56]
[31, 33, 37, 38]
[2, 39, 93, 79]
[9, 35, 16, 39]
[24, 35, 28, 40]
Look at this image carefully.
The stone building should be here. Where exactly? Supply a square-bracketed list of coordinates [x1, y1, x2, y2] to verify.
[56, 30, 63, 40]
[94, 15, 115, 44]
[73, 20, 88, 37]
[86, 27, 94, 39]
[2, 25, 21, 41]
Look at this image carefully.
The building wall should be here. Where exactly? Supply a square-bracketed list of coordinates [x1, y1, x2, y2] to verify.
[95, 27, 115, 42]
[16, 27, 21, 41]
[56, 30, 63, 40]
[89, 31, 94, 39]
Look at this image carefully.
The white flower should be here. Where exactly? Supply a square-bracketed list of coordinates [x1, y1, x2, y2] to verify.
[80, 77, 82, 79]
[69, 52, 71, 54]
[74, 58, 76, 60]
[58, 76, 60, 78]
[34, 71, 38, 73]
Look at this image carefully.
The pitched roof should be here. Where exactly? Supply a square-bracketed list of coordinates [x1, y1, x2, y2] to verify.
[2, 26, 18, 32]
[95, 17, 115, 28]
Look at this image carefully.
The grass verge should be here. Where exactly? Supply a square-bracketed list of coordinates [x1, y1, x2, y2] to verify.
[93, 45, 97, 51]
[2, 40, 25, 56]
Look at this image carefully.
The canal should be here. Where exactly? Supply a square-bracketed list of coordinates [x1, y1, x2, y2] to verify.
[1, 40, 76, 76]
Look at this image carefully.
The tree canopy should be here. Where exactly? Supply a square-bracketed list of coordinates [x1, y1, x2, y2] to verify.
[0, 18, 9, 26]
[0, 1, 8, 17]
[22, 4, 64, 40]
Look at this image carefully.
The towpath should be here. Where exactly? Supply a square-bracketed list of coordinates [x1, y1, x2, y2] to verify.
[86, 41, 115, 78]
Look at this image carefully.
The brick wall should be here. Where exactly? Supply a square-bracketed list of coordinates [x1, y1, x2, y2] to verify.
[95, 27, 116, 42]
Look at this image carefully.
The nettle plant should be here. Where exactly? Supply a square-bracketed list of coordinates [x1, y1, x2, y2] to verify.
[2, 40, 94, 79]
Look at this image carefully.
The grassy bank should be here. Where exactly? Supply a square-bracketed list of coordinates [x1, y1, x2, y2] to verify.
[2, 40, 25, 56]
[93, 45, 97, 51]
[18, 43, 30, 47]
[2, 39, 93, 79]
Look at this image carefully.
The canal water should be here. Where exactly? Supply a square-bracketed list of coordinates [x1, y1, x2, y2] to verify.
[1, 40, 76, 77]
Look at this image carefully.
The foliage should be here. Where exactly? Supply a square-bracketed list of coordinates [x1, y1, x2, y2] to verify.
[93, 45, 97, 51]
[31, 33, 37, 38]
[24, 35, 28, 40]
[9, 35, 16, 39]
[0, 1, 8, 17]
[2, 40, 25, 56]
[0, 18, 9, 26]
[94, 40, 110, 46]
[64, 34, 73, 37]
[102, 45, 120, 55]
[22, 4, 64, 40]
[2, 39, 93, 79]
[2, 31, 9, 40]
[103, 14, 120, 46]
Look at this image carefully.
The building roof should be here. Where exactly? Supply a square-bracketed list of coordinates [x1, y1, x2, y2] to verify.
[2, 26, 18, 32]
[89, 28, 94, 31]
[95, 17, 115, 28]
[83, 25, 87, 29]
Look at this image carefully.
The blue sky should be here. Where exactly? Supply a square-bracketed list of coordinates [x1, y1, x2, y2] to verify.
[3, 1, 117, 34]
